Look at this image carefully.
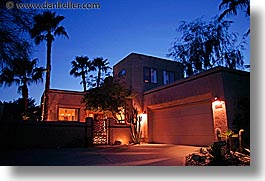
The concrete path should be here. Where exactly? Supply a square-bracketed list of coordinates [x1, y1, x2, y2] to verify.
[1, 144, 201, 166]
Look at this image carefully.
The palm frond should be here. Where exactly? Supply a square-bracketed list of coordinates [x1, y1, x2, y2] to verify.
[54, 26, 69, 39]
[34, 35, 45, 45]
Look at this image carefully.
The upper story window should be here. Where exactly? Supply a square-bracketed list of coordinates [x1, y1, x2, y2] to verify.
[163, 70, 175, 85]
[58, 108, 79, 121]
[144, 67, 157, 83]
[118, 69, 126, 77]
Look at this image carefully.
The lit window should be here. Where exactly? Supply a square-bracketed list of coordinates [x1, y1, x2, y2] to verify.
[163, 71, 175, 85]
[58, 108, 79, 121]
[144, 67, 157, 83]
[116, 107, 126, 124]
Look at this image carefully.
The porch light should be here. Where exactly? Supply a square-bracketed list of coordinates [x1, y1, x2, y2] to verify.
[212, 96, 228, 137]
[212, 97, 223, 109]
[139, 112, 147, 122]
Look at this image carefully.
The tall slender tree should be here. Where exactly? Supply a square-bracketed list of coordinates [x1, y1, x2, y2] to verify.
[92, 57, 111, 87]
[30, 11, 68, 120]
[70, 56, 95, 92]
[30, 11, 69, 91]
[0, 58, 45, 111]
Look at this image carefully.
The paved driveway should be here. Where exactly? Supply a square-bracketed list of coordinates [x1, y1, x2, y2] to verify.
[1, 144, 200, 166]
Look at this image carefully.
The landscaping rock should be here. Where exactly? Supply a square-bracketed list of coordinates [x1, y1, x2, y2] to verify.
[185, 146, 250, 166]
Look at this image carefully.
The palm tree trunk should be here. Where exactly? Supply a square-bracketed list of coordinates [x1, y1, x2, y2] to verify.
[82, 72, 86, 92]
[43, 34, 52, 121]
[46, 35, 52, 91]
[22, 84, 28, 112]
[97, 67, 101, 88]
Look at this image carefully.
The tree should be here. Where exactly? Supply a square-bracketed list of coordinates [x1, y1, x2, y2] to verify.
[30, 11, 69, 91]
[0, 97, 41, 121]
[0, 0, 35, 67]
[92, 57, 112, 87]
[168, 17, 245, 76]
[0, 58, 45, 111]
[30, 11, 68, 121]
[218, 0, 250, 21]
[127, 107, 142, 144]
[83, 76, 130, 121]
[218, 0, 250, 35]
[70, 56, 95, 92]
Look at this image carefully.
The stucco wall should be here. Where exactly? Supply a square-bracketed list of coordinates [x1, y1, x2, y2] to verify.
[113, 53, 183, 112]
[0, 121, 89, 149]
[144, 67, 250, 145]
[46, 89, 87, 122]
[144, 68, 226, 109]
[0, 120, 133, 149]
[221, 71, 250, 130]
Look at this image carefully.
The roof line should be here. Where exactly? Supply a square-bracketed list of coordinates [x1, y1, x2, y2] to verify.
[144, 66, 249, 95]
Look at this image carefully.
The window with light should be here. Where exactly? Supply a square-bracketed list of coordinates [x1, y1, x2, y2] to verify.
[58, 108, 79, 121]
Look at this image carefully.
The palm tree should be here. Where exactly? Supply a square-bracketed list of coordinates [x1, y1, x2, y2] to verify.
[218, 0, 250, 21]
[30, 11, 68, 121]
[70, 56, 95, 92]
[30, 11, 69, 91]
[218, 0, 250, 35]
[0, 58, 45, 111]
[92, 57, 112, 87]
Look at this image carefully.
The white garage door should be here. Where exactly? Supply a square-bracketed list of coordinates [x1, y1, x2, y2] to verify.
[150, 100, 214, 146]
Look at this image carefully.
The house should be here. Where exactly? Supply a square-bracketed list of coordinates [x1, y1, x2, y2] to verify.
[42, 52, 250, 146]
[143, 66, 249, 146]
[41, 89, 87, 122]
[113, 53, 183, 113]
[114, 53, 250, 146]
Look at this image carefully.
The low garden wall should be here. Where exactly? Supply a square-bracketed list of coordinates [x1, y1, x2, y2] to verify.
[0, 121, 90, 149]
[0, 120, 132, 150]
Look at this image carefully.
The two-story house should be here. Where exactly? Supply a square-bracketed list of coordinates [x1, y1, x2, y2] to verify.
[42, 52, 250, 146]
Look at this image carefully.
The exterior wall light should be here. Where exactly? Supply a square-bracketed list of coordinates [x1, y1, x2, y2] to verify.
[211, 96, 228, 139]
[213, 96, 223, 109]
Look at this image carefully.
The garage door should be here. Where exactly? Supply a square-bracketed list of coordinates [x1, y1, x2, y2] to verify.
[150, 100, 214, 146]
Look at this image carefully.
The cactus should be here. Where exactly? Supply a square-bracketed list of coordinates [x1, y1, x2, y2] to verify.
[128, 107, 142, 144]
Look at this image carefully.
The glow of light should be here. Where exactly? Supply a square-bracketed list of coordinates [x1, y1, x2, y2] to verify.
[115, 137, 129, 145]
[139, 113, 147, 124]
[139, 112, 148, 142]
[212, 100, 224, 110]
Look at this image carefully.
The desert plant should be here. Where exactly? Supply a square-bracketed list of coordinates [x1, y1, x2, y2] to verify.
[127, 107, 142, 144]
[219, 129, 238, 152]
[208, 142, 226, 165]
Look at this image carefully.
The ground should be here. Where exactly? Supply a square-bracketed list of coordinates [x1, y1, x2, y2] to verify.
[0, 144, 200, 166]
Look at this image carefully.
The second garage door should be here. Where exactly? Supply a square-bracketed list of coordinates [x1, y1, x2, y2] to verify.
[149, 99, 215, 146]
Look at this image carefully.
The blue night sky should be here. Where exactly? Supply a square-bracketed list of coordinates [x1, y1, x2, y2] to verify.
[0, 0, 250, 105]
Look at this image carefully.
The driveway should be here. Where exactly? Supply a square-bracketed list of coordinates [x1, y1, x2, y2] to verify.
[1, 144, 200, 166]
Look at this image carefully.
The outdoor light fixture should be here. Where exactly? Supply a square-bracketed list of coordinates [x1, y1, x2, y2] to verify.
[214, 96, 220, 101]
[212, 96, 223, 109]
